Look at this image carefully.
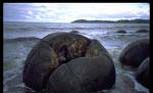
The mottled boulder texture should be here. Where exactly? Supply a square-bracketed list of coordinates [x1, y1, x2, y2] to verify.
[135, 57, 149, 88]
[23, 32, 116, 93]
[119, 38, 149, 68]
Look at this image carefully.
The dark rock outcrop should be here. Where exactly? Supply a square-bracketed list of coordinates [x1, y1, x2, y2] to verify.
[116, 30, 127, 33]
[23, 32, 116, 92]
[119, 38, 149, 68]
[69, 30, 79, 34]
[135, 57, 149, 88]
[136, 29, 149, 33]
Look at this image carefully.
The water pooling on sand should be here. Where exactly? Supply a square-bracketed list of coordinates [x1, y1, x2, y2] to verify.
[3, 22, 149, 93]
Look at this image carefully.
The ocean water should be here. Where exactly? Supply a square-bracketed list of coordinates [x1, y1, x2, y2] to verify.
[3, 22, 150, 93]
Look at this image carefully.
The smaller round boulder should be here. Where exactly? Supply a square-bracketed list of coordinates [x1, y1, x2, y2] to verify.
[70, 30, 79, 34]
[116, 30, 127, 33]
[119, 38, 149, 68]
[136, 29, 149, 33]
[135, 57, 149, 88]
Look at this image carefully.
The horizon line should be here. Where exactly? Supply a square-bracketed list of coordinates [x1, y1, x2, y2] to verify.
[3, 18, 150, 23]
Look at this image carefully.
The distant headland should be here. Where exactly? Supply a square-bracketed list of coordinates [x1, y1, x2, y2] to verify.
[71, 19, 149, 23]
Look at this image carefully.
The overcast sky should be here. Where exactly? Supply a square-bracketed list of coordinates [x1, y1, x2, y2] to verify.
[3, 3, 150, 22]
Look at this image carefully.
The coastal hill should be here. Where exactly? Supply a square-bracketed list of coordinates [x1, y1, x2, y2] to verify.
[71, 19, 149, 23]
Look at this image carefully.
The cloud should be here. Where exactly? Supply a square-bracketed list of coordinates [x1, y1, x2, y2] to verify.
[3, 3, 150, 22]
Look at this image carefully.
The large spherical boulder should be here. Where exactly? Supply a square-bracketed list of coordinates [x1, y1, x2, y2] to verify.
[119, 38, 149, 68]
[47, 56, 115, 93]
[135, 57, 149, 88]
[23, 32, 115, 92]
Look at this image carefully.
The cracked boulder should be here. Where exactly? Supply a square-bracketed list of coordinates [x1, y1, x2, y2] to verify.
[23, 32, 116, 92]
